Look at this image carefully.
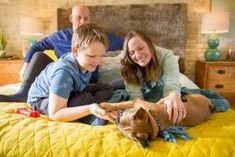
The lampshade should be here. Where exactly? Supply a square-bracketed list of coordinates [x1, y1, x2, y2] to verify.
[201, 12, 229, 34]
[20, 17, 43, 36]
[201, 12, 230, 61]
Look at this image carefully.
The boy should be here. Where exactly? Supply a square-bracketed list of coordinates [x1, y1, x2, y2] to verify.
[27, 23, 115, 123]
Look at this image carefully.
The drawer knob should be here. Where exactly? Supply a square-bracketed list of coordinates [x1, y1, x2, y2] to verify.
[217, 69, 225, 74]
[215, 84, 224, 89]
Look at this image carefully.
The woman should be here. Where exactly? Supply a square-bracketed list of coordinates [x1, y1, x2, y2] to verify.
[120, 30, 186, 124]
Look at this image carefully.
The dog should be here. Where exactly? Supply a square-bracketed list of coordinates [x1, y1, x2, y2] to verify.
[100, 94, 214, 148]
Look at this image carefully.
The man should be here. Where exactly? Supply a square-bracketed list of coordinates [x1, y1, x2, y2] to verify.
[0, 4, 123, 102]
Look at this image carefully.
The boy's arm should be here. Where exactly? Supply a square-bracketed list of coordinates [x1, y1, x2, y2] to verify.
[48, 92, 114, 122]
[48, 92, 92, 122]
[47, 69, 92, 122]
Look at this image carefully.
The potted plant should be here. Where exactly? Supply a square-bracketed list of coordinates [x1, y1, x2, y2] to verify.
[0, 32, 7, 57]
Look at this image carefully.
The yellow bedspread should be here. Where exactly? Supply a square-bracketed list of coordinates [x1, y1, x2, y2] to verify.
[0, 102, 235, 157]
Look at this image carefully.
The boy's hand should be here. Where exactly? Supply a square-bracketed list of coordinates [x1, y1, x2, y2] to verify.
[90, 103, 117, 123]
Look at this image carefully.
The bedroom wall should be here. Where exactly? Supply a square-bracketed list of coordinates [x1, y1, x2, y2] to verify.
[0, 0, 211, 81]
[212, 0, 235, 47]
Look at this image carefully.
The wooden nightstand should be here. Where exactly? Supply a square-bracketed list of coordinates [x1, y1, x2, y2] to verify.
[0, 59, 22, 86]
[195, 60, 235, 109]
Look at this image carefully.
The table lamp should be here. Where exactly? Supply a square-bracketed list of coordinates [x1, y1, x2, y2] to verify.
[201, 12, 229, 61]
[20, 17, 43, 57]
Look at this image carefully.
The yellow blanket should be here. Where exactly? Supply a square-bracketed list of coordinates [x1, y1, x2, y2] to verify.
[0, 102, 235, 157]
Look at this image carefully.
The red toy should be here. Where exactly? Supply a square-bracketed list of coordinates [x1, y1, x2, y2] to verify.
[16, 108, 40, 118]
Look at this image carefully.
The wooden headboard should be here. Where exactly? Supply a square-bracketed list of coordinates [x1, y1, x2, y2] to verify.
[57, 4, 186, 71]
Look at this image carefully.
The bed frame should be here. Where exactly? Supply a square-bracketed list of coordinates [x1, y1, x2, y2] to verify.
[57, 4, 186, 56]
[57, 4, 186, 72]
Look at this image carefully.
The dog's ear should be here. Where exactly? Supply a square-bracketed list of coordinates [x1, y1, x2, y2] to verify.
[133, 107, 146, 120]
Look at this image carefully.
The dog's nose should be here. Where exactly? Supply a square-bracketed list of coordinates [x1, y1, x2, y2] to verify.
[140, 139, 151, 148]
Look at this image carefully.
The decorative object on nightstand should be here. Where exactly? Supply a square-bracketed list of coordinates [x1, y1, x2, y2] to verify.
[0, 31, 7, 57]
[195, 60, 235, 108]
[20, 17, 43, 57]
[226, 47, 235, 61]
[201, 12, 230, 61]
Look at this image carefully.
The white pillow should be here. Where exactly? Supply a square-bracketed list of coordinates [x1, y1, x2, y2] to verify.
[98, 51, 123, 83]
[179, 73, 199, 89]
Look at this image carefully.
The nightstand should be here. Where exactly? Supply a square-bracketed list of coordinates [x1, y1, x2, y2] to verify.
[195, 60, 235, 109]
[0, 59, 22, 86]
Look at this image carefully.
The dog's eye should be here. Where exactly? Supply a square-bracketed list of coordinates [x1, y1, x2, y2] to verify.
[120, 121, 127, 126]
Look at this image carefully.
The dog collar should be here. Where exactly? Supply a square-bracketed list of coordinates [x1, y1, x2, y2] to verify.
[116, 110, 124, 124]
[150, 112, 161, 136]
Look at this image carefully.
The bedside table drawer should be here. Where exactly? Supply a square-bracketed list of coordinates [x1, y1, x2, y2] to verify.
[207, 80, 235, 93]
[0, 60, 22, 85]
[196, 60, 235, 108]
[208, 66, 235, 79]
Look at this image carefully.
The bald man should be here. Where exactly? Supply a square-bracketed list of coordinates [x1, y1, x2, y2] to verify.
[0, 4, 124, 102]
[69, 4, 90, 32]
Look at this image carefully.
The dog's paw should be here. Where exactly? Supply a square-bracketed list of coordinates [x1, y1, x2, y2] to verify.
[100, 102, 117, 111]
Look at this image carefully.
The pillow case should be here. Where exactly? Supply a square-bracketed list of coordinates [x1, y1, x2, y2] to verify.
[98, 50, 124, 83]
[179, 73, 199, 89]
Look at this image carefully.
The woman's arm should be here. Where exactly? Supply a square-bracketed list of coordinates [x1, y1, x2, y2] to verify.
[160, 51, 181, 97]
[158, 48, 186, 124]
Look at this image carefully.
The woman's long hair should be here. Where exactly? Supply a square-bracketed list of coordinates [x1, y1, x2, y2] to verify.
[121, 30, 161, 85]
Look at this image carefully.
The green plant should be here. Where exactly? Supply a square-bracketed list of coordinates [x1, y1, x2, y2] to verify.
[0, 32, 7, 51]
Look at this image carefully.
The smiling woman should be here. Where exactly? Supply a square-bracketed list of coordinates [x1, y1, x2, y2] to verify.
[127, 34, 153, 67]
[121, 30, 186, 125]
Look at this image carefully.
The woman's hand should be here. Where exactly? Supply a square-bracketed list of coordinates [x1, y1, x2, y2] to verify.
[157, 92, 186, 125]
[90, 103, 117, 123]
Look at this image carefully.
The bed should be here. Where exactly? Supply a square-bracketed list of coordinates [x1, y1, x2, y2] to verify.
[0, 3, 235, 157]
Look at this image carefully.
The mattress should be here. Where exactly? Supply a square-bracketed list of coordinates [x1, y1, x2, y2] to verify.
[0, 72, 233, 157]
[0, 101, 235, 157]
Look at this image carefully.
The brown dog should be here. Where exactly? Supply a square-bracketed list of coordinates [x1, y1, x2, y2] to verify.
[100, 94, 214, 148]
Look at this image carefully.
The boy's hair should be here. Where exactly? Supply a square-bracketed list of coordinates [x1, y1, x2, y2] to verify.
[72, 23, 108, 50]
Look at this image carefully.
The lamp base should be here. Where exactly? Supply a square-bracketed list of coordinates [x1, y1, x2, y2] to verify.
[204, 33, 221, 61]
[204, 49, 221, 61]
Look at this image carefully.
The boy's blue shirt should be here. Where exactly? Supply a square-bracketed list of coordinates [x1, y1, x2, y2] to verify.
[27, 53, 91, 104]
